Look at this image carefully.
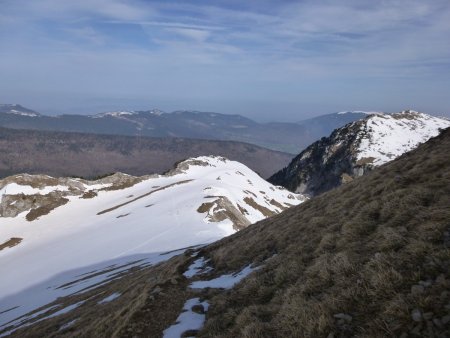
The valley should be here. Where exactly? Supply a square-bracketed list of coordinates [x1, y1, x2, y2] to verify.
[0, 127, 292, 179]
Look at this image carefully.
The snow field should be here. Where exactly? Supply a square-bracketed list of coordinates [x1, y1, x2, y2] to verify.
[356, 112, 450, 165]
[0, 156, 304, 330]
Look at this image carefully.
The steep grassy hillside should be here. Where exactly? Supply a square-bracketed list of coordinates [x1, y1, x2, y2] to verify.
[0, 127, 292, 179]
[2, 129, 449, 338]
[198, 127, 450, 337]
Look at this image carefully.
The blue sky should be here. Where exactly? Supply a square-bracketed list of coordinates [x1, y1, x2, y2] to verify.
[0, 0, 449, 121]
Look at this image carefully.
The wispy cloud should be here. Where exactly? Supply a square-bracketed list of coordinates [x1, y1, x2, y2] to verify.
[65, 26, 107, 45]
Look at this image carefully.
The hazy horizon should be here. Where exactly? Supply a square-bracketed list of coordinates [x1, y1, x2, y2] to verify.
[1, 0, 449, 121]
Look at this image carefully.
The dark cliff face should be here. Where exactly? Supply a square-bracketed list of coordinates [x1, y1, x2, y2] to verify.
[268, 120, 372, 196]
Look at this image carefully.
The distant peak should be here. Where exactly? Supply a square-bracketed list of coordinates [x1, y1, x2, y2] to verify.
[94, 111, 136, 118]
[399, 109, 420, 115]
[146, 109, 165, 116]
[93, 108, 165, 118]
[0, 104, 40, 117]
[336, 111, 380, 115]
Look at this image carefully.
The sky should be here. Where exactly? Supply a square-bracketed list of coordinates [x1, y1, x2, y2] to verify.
[0, 0, 449, 121]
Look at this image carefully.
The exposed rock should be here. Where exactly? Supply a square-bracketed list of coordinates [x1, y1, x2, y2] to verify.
[269, 121, 363, 195]
[411, 309, 422, 322]
[423, 312, 433, 320]
[197, 196, 251, 230]
[81, 190, 97, 199]
[411, 284, 425, 295]
[191, 304, 205, 314]
[441, 315, 450, 324]
[419, 280, 432, 287]
[151, 286, 162, 294]
[436, 274, 446, 284]
[433, 318, 443, 328]
[26, 197, 69, 221]
[333, 313, 352, 323]
[410, 323, 423, 335]
[0, 173, 148, 219]
[166, 157, 221, 176]
[0, 237, 22, 251]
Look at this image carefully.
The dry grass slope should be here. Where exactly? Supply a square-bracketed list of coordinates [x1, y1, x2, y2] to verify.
[197, 128, 450, 337]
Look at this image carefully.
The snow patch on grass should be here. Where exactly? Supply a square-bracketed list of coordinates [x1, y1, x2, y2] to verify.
[98, 292, 121, 304]
[183, 257, 212, 278]
[163, 298, 209, 338]
[59, 318, 78, 331]
[190, 265, 258, 289]
[0, 301, 84, 337]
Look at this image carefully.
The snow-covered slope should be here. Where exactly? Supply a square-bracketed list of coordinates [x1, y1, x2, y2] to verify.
[0, 156, 304, 329]
[336, 110, 378, 115]
[356, 111, 450, 165]
[92, 109, 165, 118]
[0, 104, 40, 117]
[269, 110, 450, 195]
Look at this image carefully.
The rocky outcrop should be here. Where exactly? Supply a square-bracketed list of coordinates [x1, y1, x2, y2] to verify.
[268, 122, 366, 196]
[0, 173, 149, 219]
[269, 110, 450, 196]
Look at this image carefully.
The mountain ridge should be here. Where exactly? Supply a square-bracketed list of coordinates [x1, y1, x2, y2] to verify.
[269, 110, 450, 195]
[0, 104, 376, 153]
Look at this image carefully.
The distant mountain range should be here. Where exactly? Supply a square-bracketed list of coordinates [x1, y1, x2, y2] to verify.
[269, 110, 450, 195]
[0, 127, 293, 179]
[0, 104, 370, 153]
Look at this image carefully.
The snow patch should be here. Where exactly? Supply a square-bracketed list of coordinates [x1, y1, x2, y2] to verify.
[0, 301, 84, 337]
[0, 183, 68, 196]
[0, 156, 304, 328]
[183, 257, 212, 278]
[0, 252, 183, 330]
[59, 319, 78, 331]
[98, 292, 121, 304]
[190, 265, 258, 289]
[44, 301, 85, 319]
[93, 111, 136, 118]
[163, 298, 209, 338]
[8, 110, 39, 117]
[337, 111, 378, 115]
[356, 112, 450, 166]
